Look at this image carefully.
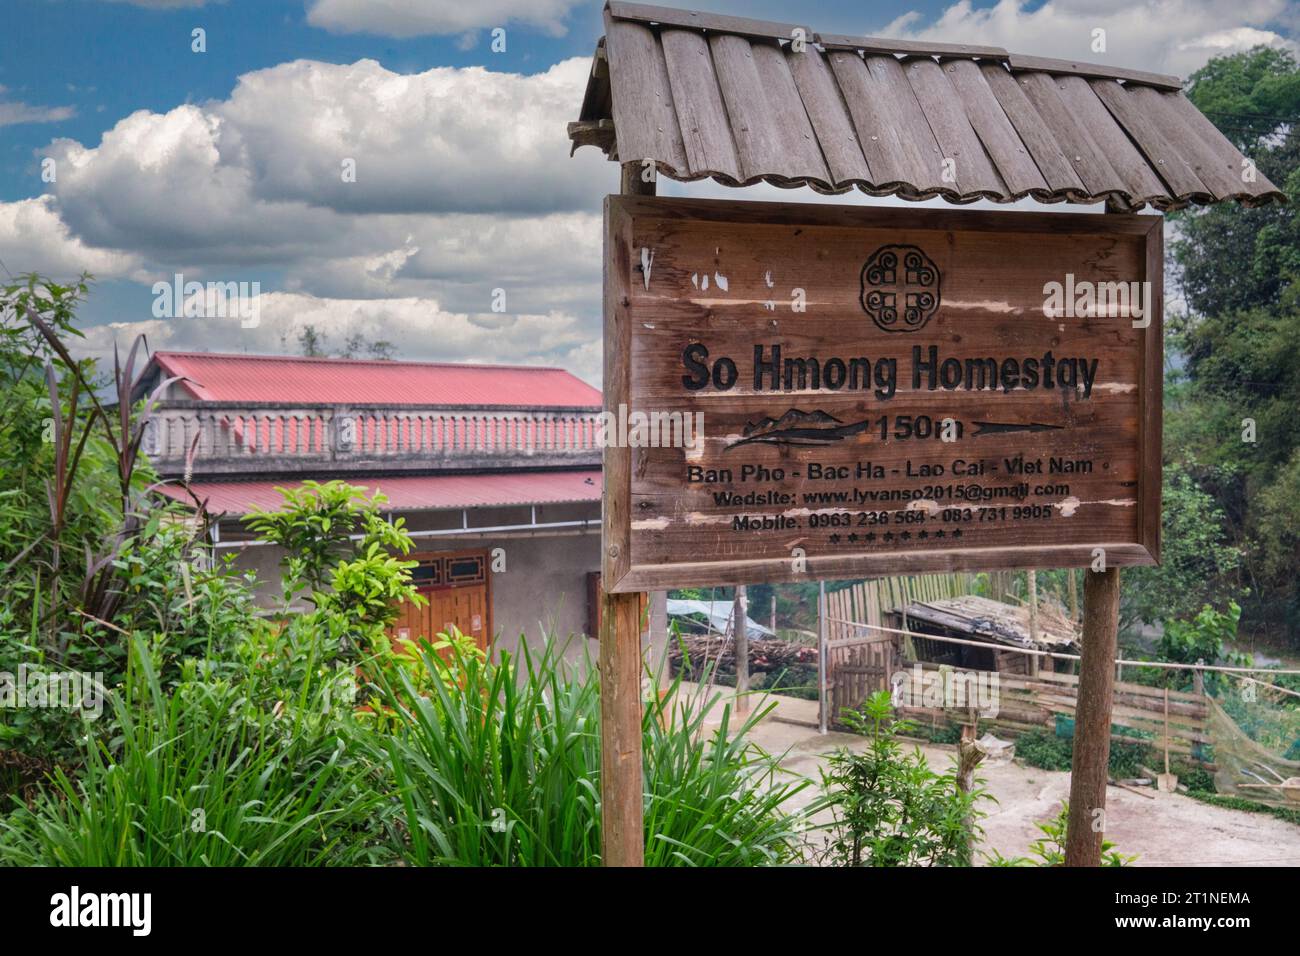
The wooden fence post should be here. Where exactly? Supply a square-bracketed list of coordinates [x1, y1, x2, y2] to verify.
[818, 581, 829, 734]
[734, 585, 749, 714]
[1064, 566, 1121, 866]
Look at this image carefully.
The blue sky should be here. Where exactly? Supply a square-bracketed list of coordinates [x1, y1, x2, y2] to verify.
[1, 0, 1294, 384]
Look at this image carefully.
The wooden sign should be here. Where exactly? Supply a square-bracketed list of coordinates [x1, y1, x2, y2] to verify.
[602, 196, 1162, 592]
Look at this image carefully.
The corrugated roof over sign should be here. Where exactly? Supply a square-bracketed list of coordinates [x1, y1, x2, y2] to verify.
[570, 2, 1285, 211]
[149, 351, 602, 408]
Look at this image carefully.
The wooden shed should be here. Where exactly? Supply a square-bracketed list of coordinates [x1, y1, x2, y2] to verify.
[888, 594, 1079, 677]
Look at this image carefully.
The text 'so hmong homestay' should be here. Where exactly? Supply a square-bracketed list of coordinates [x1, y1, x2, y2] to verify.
[134, 350, 607, 657]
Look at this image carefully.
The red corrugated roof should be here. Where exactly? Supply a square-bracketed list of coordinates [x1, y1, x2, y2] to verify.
[158, 469, 602, 516]
[151, 351, 601, 407]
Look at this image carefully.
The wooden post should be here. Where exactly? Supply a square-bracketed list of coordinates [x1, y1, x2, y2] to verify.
[620, 161, 655, 196]
[734, 585, 749, 713]
[817, 581, 828, 734]
[599, 161, 655, 867]
[1064, 199, 1133, 866]
[599, 590, 644, 867]
[1064, 566, 1121, 866]
[1067, 567, 1079, 622]
[1027, 569, 1040, 677]
[956, 724, 986, 866]
[770, 594, 777, 636]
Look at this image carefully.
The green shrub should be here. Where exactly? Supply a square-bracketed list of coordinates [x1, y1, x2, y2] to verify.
[1013, 729, 1074, 771]
[0, 637, 388, 866]
[819, 691, 986, 867]
[1014, 728, 1154, 779]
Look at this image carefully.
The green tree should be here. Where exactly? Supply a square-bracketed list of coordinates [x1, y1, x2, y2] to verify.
[1158, 46, 1300, 642]
[1121, 463, 1242, 632]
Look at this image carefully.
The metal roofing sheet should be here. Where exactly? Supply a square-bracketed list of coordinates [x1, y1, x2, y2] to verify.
[150, 351, 602, 408]
[571, 2, 1284, 211]
[158, 469, 603, 516]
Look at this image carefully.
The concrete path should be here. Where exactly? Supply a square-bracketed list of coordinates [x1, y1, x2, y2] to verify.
[674, 683, 1300, 866]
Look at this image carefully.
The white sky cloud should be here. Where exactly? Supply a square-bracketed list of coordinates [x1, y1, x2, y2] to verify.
[0, 196, 139, 280]
[882, 0, 1296, 78]
[0, 54, 614, 373]
[304, 0, 586, 38]
[0, 100, 76, 128]
[2, 1, 1294, 383]
[76, 292, 602, 385]
[217, 57, 607, 215]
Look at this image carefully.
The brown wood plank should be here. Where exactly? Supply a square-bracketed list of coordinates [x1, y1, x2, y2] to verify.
[609, 1, 811, 43]
[708, 34, 789, 181]
[943, 58, 1048, 196]
[902, 57, 1006, 197]
[1038, 694, 1208, 727]
[599, 589, 646, 866]
[601, 195, 634, 588]
[862, 54, 949, 195]
[1160, 91, 1284, 200]
[1088, 80, 1209, 199]
[1065, 567, 1121, 865]
[786, 48, 873, 187]
[751, 41, 833, 186]
[605, 15, 688, 174]
[1050, 75, 1170, 202]
[1139, 217, 1163, 561]
[979, 63, 1086, 195]
[659, 27, 743, 181]
[1014, 71, 1123, 198]
[605, 194, 1161, 592]
[825, 49, 915, 188]
[818, 33, 1008, 59]
[1007, 54, 1182, 92]
[1125, 86, 1248, 199]
[609, 189, 1158, 234]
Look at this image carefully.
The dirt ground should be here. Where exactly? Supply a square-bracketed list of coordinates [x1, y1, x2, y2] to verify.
[690, 686, 1300, 866]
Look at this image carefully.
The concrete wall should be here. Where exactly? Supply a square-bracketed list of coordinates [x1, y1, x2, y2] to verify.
[214, 502, 602, 663]
[483, 531, 600, 660]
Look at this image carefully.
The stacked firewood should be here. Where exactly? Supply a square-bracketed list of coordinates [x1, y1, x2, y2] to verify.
[668, 635, 817, 674]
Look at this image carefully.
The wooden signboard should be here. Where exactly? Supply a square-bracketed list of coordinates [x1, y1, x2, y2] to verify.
[602, 196, 1161, 592]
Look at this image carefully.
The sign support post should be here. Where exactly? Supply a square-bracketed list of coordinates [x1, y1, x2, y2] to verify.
[1064, 565, 1122, 865]
[1064, 202, 1133, 866]
[599, 163, 653, 867]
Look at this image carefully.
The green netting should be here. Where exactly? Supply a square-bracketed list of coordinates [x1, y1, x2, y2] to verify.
[1207, 682, 1300, 808]
[1053, 714, 1152, 742]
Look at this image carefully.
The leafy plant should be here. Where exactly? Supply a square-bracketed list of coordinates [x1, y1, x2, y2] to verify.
[244, 480, 417, 607]
[819, 691, 986, 867]
[0, 637, 389, 866]
[1013, 728, 1154, 779]
[374, 637, 812, 866]
[987, 802, 1137, 867]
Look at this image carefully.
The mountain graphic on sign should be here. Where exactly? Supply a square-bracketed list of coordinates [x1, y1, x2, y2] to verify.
[727, 408, 872, 450]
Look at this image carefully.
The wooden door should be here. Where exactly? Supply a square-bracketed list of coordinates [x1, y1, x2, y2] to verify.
[388, 550, 491, 654]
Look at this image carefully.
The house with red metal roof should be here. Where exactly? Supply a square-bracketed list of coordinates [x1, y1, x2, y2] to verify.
[137, 350, 604, 655]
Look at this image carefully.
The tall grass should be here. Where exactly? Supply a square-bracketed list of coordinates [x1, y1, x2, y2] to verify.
[1, 635, 815, 867]
[376, 638, 813, 866]
[0, 640, 387, 866]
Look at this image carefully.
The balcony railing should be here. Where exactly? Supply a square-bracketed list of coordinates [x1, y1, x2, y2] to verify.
[144, 401, 603, 476]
